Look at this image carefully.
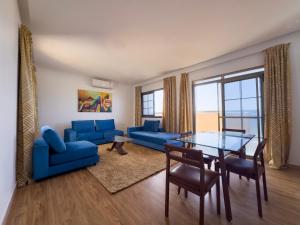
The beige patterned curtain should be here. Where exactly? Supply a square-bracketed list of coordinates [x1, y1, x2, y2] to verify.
[16, 25, 39, 187]
[163, 76, 177, 132]
[179, 73, 192, 133]
[264, 43, 291, 169]
[135, 86, 142, 126]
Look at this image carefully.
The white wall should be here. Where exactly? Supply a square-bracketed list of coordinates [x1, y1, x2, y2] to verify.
[137, 31, 300, 166]
[0, 0, 20, 224]
[37, 66, 133, 136]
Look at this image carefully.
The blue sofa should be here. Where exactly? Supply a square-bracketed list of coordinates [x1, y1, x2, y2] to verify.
[127, 120, 182, 151]
[64, 119, 124, 145]
[32, 126, 99, 180]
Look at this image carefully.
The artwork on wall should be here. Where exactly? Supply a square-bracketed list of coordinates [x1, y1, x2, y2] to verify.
[78, 89, 112, 112]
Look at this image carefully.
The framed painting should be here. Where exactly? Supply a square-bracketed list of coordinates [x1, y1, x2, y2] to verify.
[78, 89, 112, 112]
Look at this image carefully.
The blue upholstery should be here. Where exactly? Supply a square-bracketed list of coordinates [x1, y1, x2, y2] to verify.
[95, 119, 115, 131]
[103, 130, 124, 138]
[127, 121, 182, 152]
[50, 141, 98, 165]
[143, 120, 160, 132]
[32, 132, 99, 180]
[64, 119, 124, 144]
[77, 132, 103, 141]
[130, 131, 180, 145]
[72, 120, 95, 132]
[41, 126, 66, 153]
[64, 128, 77, 142]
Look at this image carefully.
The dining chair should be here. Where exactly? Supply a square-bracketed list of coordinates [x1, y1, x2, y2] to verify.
[215, 139, 268, 217]
[222, 128, 247, 181]
[180, 131, 215, 169]
[178, 131, 216, 196]
[165, 144, 220, 225]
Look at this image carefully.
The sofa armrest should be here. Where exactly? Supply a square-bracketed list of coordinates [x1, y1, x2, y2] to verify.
[127, 126, 143, 137]
[158, 128, 165, 132]
[32, 138, 49, 180]
[64, 128, 77, 142]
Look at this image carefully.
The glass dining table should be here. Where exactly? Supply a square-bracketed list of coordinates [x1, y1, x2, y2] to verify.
[176, 131, 255, 222]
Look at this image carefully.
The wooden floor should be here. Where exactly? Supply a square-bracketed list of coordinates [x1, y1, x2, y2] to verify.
[5, 166, 300, 225]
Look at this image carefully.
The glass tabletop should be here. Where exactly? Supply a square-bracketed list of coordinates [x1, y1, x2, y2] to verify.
[114, 135, 133, 143]
[176, 131, 255, 153]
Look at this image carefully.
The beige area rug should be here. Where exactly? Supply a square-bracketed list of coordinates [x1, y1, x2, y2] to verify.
[87, 143, 173, 194]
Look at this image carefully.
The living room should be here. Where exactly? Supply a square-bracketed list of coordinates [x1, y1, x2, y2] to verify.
[1, 1, 300, 225]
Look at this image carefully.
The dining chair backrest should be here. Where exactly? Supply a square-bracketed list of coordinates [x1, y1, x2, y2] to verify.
[164, 144, 205, 170]
[253, 139, 267, 161]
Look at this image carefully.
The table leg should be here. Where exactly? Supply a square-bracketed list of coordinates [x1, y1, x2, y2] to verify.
[218, 149, 232, 221]
[107, 142, 116, 151]
[115, 142, 128, 155]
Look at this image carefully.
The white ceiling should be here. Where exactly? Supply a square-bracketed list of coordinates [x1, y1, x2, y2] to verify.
[22, 0, 300, 84]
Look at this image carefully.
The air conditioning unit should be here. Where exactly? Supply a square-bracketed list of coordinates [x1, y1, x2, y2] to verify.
[91, 79, 114, 89]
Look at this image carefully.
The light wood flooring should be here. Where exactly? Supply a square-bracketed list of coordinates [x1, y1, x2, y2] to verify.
[5, 166, 300, 225]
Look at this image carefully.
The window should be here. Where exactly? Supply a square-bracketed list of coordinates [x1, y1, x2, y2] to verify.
[193, 67, 264, 155]
[142, 89, 163, 117]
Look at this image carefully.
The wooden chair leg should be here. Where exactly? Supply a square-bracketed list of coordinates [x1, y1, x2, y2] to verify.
[226, 170, 230, 186]
[199, 195, 204, 225]
[216, 178, 221, 215]
[184, 189, 188, 198]
[262, 172, 268, 201]
[208, 162, 211, 170]
[165, 179, 170, 217]
[255, 176, 263, 217]
[177, 186, 181, 195]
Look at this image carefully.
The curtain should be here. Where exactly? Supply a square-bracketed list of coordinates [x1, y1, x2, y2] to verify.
[179, 73, 192, 133]
[264, 43, 291, 169]
[16, 25, 39, 187]
[163, 76, 177, 132]
[135, 86, 142, 126]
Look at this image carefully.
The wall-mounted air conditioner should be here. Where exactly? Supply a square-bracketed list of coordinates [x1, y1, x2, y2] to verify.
[91, 79, 114, 89]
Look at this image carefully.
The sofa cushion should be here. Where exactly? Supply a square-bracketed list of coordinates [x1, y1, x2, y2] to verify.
[143, 120, 160, 132]
[95, 119, 115, 131]
[129, 131, 180, 145]
[77, 131, 104, 141]
[41, 126, 66, 153]
[49, 141, 98, 165]
[72, 120, 95, 132]
[103, 130, 124, 138]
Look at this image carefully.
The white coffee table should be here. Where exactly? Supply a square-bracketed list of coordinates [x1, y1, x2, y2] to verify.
[107, 136, 132, 155]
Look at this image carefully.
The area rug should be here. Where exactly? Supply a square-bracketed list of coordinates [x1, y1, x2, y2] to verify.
[87, 143, 173, 194]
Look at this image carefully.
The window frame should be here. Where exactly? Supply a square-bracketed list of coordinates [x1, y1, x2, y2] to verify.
[141, 88, 163, 118]
[192, 66, 264, 139]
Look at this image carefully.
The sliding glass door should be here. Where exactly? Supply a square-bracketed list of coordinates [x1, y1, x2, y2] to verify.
[193, 68, 264, 144]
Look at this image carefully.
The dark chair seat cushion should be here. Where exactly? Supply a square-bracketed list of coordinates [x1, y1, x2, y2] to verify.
[170, 164, 219, 192]
[49, 141, 98, 165]
[223, 156, 257, 176]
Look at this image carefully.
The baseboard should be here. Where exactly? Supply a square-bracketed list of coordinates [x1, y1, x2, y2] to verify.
[288, 164, 300, 169]
[1, 185, 16, 225]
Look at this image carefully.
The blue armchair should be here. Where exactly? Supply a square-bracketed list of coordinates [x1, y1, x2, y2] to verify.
[32, 126, 99, 180]
[64, 119, 124, 145]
